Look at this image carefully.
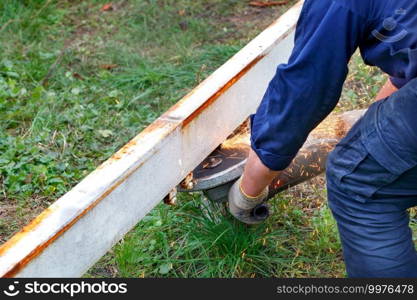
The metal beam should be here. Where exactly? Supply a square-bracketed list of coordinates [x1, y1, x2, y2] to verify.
[0, 1, 303, 277]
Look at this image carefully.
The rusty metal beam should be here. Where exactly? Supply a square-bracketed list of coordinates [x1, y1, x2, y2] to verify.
[0, 1, 303, 277]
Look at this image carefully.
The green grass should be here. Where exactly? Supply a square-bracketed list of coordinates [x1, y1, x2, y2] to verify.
[1, 0, 413, 278]
[100, 190, 345, 278]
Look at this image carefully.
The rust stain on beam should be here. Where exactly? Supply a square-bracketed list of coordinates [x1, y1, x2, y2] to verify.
[102, 119, 169, 165]
[103, 53, 266, 167]
[2, 163, 139, 277]
[0, 207, 57, 258]
[181, 55, 265, 128]
[1, 144, 161, 277]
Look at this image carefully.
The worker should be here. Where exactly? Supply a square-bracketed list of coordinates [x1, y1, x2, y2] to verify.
[228, 0, 417, 277]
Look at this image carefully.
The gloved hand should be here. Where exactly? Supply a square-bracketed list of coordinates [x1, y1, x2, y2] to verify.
[227, 176, 269, 224]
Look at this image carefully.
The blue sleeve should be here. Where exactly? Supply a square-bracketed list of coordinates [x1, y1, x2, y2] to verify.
[250, 0, 370, 171]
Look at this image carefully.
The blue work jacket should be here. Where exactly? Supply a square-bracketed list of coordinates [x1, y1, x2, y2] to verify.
[250, 0, 417, 170]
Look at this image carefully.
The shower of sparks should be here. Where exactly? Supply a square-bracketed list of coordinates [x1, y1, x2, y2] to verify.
[220, 118, 251, 150]
[216, 111, 363, 195]
[311, 114, 349, 139]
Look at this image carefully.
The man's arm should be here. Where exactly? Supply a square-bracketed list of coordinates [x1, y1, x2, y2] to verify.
[241, 149, 279, 197]
[229, 0, 372, 212]
[241, 77, 399, 198]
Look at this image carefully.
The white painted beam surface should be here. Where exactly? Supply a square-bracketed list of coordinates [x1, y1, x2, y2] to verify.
[0, 1, 303, 277]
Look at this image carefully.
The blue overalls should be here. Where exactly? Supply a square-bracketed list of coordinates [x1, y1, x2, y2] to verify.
[327, 80, 417, 277]
[249, 0, 417, 277]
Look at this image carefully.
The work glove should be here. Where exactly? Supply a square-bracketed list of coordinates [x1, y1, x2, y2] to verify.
[227, 177, 269, 225]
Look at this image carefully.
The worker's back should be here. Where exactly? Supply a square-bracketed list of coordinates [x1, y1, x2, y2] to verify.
[309, 0, 417, 88]
[250, 0, 417, 172]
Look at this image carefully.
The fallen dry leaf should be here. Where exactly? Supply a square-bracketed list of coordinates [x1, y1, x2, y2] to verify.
[249, 1, 288, 7]
[73, 72, 84, 80]
[101, 3, 114, 12]
[100, 64, 118, 70]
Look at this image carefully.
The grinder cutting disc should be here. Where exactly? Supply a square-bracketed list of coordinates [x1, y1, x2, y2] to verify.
[177, 145, 250, 203]
[179, 144, 250, 192]
[177, 120, 251, 202]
